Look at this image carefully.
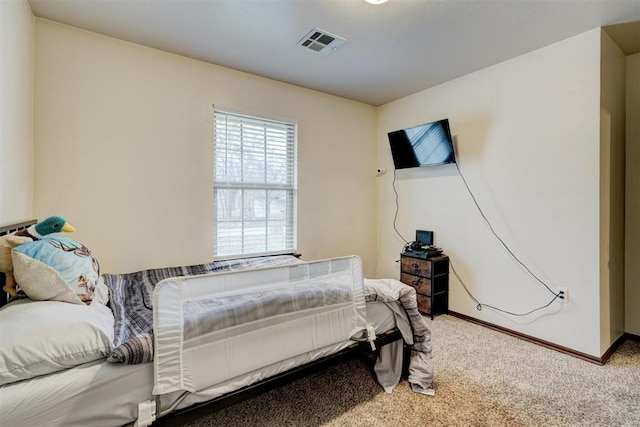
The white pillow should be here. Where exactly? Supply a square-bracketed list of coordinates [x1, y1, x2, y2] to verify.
[0, 298, 114, 386]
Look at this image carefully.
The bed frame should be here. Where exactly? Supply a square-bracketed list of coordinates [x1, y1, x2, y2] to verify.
[0, 219, 409, 426]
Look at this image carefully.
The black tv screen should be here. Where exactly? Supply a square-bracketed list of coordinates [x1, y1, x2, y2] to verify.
[388, 118, 456, 169]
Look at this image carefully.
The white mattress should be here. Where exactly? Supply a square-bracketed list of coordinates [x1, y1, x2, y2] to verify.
[0, 301, 403, 427]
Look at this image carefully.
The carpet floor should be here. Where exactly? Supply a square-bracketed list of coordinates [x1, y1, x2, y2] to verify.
[182, 314, 640, 426]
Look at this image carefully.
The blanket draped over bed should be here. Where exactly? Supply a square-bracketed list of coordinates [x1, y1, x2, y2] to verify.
[104, 256, 434, 396]
[363, 278, 434, 395]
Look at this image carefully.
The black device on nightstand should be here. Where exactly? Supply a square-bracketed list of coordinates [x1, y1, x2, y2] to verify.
[402, 230, 442, 259]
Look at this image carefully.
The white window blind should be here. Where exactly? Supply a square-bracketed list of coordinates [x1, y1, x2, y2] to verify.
[213, 110, 297, 258]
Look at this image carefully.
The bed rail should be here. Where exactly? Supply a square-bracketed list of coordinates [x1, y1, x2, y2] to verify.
[0, 219, 37, 307]
[152, 256, 368, 396]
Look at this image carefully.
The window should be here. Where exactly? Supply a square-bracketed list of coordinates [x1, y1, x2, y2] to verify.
[213, 110, 297, 258]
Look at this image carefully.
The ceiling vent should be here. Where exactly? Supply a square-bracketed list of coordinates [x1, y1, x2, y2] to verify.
[297, 28, 347, 56]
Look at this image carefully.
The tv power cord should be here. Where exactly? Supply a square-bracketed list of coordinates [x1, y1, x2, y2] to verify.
[454, 162, 565, 315]
[392, 168, 409, 245]
[390, 164, 565, 315]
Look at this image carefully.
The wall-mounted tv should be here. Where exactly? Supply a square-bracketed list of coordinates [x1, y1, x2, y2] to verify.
[388, 118, 456, 169]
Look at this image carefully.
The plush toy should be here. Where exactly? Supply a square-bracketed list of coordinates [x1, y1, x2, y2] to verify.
[0, 215, 75, 296]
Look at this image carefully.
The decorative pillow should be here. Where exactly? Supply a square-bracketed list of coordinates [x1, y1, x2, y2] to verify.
[12, 236, 100, 305]
[0, 298, 114, 386]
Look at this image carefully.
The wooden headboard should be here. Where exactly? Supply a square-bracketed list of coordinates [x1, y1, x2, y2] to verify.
[0, 219, 37, 307]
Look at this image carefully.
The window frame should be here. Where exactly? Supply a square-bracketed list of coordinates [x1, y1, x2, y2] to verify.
[213, 109, 298, 259]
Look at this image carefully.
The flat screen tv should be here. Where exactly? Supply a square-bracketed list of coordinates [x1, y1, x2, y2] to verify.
[388, 118, 456, 169]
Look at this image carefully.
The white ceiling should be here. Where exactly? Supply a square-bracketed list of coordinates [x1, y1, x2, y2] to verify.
[28, 0, 640, 106]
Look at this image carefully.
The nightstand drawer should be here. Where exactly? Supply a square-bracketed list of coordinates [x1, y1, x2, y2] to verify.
[400, 257, 431, 276]
[400, 273, 432, 296]
[416, 294, 432, 314]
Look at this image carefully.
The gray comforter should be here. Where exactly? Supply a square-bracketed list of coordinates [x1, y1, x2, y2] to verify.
[364, 278, 435, 395]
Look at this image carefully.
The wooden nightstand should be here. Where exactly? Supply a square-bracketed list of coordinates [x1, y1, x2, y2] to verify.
[400, 253, 449, 319]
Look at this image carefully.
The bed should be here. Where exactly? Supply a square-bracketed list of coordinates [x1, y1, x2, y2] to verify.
[0, 220, 434, 426]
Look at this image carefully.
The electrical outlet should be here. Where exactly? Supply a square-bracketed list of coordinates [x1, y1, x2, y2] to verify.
[557, 287, 568, 304]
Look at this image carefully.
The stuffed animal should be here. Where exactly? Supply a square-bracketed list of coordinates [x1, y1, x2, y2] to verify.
[0, 215, 75, 296]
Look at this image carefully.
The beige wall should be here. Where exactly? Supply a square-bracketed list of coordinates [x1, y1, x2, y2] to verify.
[376, 30, 603, 356]
[599, 31, 626, 353]
[626, 53, 640, 336]
[33, 20, 377, 276]
[0, 0, 34, 225]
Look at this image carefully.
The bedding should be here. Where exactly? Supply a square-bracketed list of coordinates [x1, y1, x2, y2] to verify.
[0, 302, 404, 427]
[0, 252, 434, 426]
[364, 278, 434, 395]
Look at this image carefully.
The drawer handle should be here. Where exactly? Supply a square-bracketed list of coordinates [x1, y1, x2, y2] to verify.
[411, 263, 419, 269]
[411, 278, 423, 286]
